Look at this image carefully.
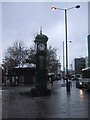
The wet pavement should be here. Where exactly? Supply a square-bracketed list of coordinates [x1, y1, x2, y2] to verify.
[1, 80, 89, 118]
[0, 87, 2, 120]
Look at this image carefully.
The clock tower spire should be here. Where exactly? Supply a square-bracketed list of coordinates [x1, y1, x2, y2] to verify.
[40, 26, 42, 35]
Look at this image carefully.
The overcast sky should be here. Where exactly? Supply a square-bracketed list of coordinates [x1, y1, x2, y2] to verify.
[0, 1, 89, 69]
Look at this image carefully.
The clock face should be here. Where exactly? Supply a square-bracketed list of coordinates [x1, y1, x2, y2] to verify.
[38, 43, 45, 51]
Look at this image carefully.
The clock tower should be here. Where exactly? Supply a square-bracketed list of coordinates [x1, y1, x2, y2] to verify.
[31, 29, 51, 96]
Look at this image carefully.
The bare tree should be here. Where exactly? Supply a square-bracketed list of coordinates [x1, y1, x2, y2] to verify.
[25, 45, 36, 64]
[2, 41, 61, 83]
[3, 41, 27, 70]
[47, 46, 58, 73]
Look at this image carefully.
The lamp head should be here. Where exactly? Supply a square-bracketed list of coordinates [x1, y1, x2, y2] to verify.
[75, 5, 80, 9]
[51, 6, 56, 11]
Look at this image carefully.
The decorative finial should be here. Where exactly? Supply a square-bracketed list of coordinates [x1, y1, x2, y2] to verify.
[40, 26, 42, 35]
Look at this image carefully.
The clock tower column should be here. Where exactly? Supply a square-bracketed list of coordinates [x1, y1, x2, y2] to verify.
[31, 30, 51, 96]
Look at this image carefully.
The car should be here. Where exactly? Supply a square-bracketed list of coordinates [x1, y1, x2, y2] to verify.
[76, 78, 83, 88]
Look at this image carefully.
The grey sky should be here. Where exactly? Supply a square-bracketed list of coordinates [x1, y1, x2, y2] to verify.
[1, 2, 89, 69]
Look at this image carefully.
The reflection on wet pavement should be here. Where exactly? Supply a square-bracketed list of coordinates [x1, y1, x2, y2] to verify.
[0, 89, 2, 120]
[2, 81, 89, 118]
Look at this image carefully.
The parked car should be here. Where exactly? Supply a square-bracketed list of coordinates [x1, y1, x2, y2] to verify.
[76, 78, 83, 88]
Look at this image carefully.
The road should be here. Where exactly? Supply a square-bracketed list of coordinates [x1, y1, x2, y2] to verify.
[1, 80, 90, 119]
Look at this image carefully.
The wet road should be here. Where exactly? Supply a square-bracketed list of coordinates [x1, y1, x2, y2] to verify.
[1, 81, 89, 118]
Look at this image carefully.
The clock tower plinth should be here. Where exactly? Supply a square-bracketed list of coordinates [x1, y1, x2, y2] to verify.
[31, 30, 51, 96]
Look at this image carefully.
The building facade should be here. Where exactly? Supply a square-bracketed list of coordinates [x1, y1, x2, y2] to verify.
[8, 63, 36, 85]
[0, 66, 2, 86]
[75, 58, 86, 75]
[85, 57, 88, 68]
[71, 57, 86, 76]
[88, 35, 90, 67]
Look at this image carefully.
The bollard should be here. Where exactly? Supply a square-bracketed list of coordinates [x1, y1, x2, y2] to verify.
[68, 81, 71, 92]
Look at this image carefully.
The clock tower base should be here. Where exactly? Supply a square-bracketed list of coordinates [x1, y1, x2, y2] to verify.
[31, 87, 51, 96]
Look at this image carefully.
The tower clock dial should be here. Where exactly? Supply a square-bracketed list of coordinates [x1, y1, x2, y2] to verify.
[38, 43, 45, 51]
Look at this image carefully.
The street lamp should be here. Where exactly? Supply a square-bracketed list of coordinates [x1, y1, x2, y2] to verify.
[51, 5, 80, 92]
[63, 41, 65, 83]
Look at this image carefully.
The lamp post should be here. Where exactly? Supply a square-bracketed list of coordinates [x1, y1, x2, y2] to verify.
[51, 5, 80, 92]
[63, 41, 65, 83]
